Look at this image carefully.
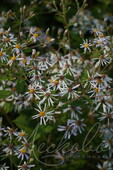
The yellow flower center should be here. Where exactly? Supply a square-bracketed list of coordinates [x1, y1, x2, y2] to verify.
[1, 31, 4, 35]
[97, 79, 102, 84]
[33, 33, 39, 38]
[84, 43, 89, 47]
[107, 100, 112, 104]
[98, 41, 102, 44]
[15, 44, 21, 48]
[20, 132, 25, 136]
[40, 111, 45, 117]
[49, 79, 59, 85]
[8, 128, 14, 133]
[93, 28, 98, 32]
[22, 164, 27, 168]
[0, 51, 3, 56]
[100, 34, 104, 38]
[33, 66, 38, 70]
[20, 149, 26, 154]
[46, 37, 51, 42]
[95, 88, 99, 93]
[49, 79, 54, 83]
[11, 87, 17, 92]
[36, 27, 41, 31]
[22, 59, 27, 64]
[53, 80, 59, 85]
[29, 89, 35, 93]
[10, 56, 16, 60]
[99, 55, 104, 60]
[89, 17, 93, 21]
[5, 38, 10, 42]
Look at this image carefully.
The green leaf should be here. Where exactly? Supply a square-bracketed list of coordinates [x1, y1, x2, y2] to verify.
[0, 75, 8, 81]
[13, 113, 36, 132]
[0, 90, 12, 99]
[3, 102, 14, 114]
[16, 79, 25, 93]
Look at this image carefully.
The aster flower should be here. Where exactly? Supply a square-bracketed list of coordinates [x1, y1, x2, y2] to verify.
[39, 87, 58, 106]
[97, 161, 112, 170]
[63, 105, 82, 118]
[7, 53, 20, 66]
[3, 144, 16, 155]
[62, 61, 77, 76]
[15, 148, 30, 160]
[15, 94, 31, 111]
[80, 39, 92, 53]
[48, 77, 62, 91]
[29, 72, 44, 86]
[57, 124, 73, 139]
[57, 71, 73, 87]
[90, 27, 102, 35]
[60, 84, 80, 99]
[18, 161, 35, 170]
[4, 127, 17, 139]
[30, 32, 39, 43]
[99, 107, 113, 126]
[29, 27, 41, 43]
[93, 37, 104, 47]
[68, 116, 86, 134]
[38, 56, 52, 70]
[15, 130, 27, 142]
[93, 55, 112, 68]
[17, 53, 31, 67]
[2, 33, 17, 47]
[12, 43, 26, 54]
[88, 86, 103, 98]
[0, 48, 8, 62]
[93, 95, 113, 112]
[102, 134, 113, 150]
[99, 33, 110, 44]
[32, 104, 55, 125]
[0, 163, 9, 170]
[25, 84, 40, 101]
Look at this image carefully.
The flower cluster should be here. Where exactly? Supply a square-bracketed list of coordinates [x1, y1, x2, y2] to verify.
[0, 1, 113, 169]
[0, 125, 35, 169]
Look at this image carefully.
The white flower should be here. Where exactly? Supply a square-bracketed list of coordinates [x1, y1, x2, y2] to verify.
[7, 53, 20, 66]
[97, 161, 112, 170]
[32, 104, 55, 125]
[99, 107, 113, 126]
[80, 39, 92, 53]
[39, 88, 58, 106]
[15, 148, 29, 160]
[29, 27, 41, 43]
[0, 48, 8, 62]
[0, 163, 9, 170]
[18, 161, 35, 170]
[68, 117, 86, 134]
[12, 43, 26, 54]
[60, 84, 80, 99]
[15, 130, 27, 142]
[25, 84, 40, 101]
[57, 125, 72, 139]
[3, 144, 15, 155]
[90, 27, 102, 35]
[2, 33, 17, 47]
[93, 54, 111, 68]
[4, 127, 17, 139]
